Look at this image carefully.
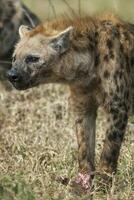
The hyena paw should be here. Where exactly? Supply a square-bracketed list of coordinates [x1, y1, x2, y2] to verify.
[70, 172, 93, 192]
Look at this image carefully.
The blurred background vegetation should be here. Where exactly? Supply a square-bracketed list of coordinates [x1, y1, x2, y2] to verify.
[22, 0, 134, 22]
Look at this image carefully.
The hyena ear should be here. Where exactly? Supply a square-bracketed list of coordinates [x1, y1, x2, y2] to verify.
[50, 26, 74, 54]
[19, 25, 32, 38]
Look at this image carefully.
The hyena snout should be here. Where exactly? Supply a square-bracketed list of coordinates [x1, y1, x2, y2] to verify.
[7, 68, 21, 83]
[7, 68, 30, 90]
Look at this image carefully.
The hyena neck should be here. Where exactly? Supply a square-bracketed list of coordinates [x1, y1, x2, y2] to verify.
[55, 48, 96, 87]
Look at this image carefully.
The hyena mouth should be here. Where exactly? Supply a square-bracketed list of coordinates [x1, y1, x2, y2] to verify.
[10, 76, 39, 90]
[11, 81, 31, 90]
[7, 68, 32, 90]
[11, 78, 39, 90]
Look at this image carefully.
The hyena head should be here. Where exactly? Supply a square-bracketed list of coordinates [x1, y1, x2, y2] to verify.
[7, 25, 73, 90]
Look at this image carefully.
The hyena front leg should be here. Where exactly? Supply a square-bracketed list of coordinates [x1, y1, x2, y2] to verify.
[70, 87, 98, 191]
[99, 100, 128, 182]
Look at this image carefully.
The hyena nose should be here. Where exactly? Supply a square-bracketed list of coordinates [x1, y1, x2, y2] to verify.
[7, 69, 20, 82]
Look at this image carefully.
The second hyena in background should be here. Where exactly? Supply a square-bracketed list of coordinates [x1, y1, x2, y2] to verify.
[8, 13, 134, 191]
[0, 0, 40, 86]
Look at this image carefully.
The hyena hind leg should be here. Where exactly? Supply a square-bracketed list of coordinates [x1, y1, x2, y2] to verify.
[99, 100, 128, 183]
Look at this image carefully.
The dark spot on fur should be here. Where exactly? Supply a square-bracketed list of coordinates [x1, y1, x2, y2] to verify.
[131, 57, 134, 65]
[112, 27, 120, 38]
[88, 35, 93, 41]
[105, 154, 113, 164]
[125, 90, 129, 99]
[112, 111, 118, 121]
[125, 55, 131, 73]
[115, 120, 126, 131]
[110, 107, 119, 115]
[123, 112, 128, 122]
[119, 71, 123, 79]
[111, 149, 118, 156]
[95, 31, 99, 37]
[107, 39, 113, 49]
[109, 50, 114, 59]
[126, 65, 130, 74]
[89, 43, 95, 51]
[120, 44, 124, 52]
[113, 73, 118, 80]
[104, 70, 110, 79]
[95, 53, 100, 66]
[109, 90, 114, 96]
[104, 54, 109, 62]
[123, 32, 129, 40]
[104, 151, 119, 167]
[116, 85, 120, 93]
[108, 130, 123, 141]
[120, 85, 124, 93]
[113, 95, 120, 102]
[113, 71, 119, 81]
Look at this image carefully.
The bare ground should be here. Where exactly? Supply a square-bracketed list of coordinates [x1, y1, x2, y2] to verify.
[0, 83, 133, 200]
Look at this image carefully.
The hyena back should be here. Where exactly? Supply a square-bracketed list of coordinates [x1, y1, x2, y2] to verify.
[8, 13, 134, 190]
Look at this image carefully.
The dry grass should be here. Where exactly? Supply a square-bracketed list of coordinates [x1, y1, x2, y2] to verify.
[0, 83, 133, 200]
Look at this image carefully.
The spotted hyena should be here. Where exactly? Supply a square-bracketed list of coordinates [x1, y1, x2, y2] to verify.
[0, 0, 40, 85]
[8, 13, 134, 191]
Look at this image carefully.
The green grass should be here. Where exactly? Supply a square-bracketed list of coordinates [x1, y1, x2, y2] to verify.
[0, 174, 36, 200]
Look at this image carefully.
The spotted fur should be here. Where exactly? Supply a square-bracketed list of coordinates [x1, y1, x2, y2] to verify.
[9, 13, 134, 189]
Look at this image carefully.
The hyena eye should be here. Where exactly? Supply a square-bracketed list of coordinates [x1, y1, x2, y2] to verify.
[25, 55, 39, 64]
